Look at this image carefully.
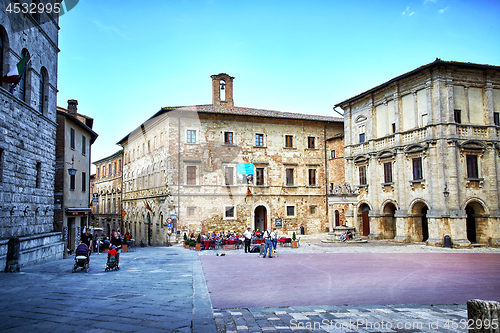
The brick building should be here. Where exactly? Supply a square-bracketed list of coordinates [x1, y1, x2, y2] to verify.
[117, 74, 343, 245]
[0, 2, 64, 269]
[337, 60, 500, 247]
[54, 100, 98, 256]
[91, 150, 123, 238]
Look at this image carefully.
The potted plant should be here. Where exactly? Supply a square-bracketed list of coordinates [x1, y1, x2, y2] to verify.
[121, 237, 128, 253]
[195, 234, 202, 251]
[189, 240, 196, 250]
[291, 232, 298, 248]
[184, 234, 189, 248]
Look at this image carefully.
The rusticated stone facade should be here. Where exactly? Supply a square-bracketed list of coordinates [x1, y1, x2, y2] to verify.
[0, 2, 64, 268]
[92, 151, 123, 238]
[338, 60, 500, 247]
[118, 74, 343, 245]
[326, 133, 349, 228]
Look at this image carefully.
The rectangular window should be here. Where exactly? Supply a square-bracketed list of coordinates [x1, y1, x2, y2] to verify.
[107, 198, 111, 213]
[225, 206, 235, 218]
[359, 165, 367, 185]
[96, 167, 99, 178]
[286, 206, 295, 216]
[36, 162, 41, 188]
[255, 134, 264, 146]
[224, 132, 233, 144]
[286, 168, 294, 186]
[114, 162, 117, 174]
[256, 168, 264, 185]
[383, 162, 392, 183]
[70, 173, 76, 190]
[118, 159, 122, 172]
[82, 135, 86, 155]
[494, 112, 499, 126]
[188, 207, 195, 216]
[413, 157, 423, 180]
[331, 150, 336, 159]
[466, 154, 478, 179]
[310, 206, 316, 214]
[308, 137, 315, 149]
[187, 130, 196, 143]
[82, 172, 86, 192]
[224, 167, 234, 185]
[359, 133, 365, 143]
[187, 166, 196, 185]
[108, 164, 112, 176]
[308, 169, 316, 186]
[70, 128, 75, 149]
[454, 109, 462, 123]
[392, 123, 396, 133]
[285, 135, 293, 148]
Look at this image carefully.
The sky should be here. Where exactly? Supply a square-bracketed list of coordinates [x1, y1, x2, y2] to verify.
[56, 0, 500, 169]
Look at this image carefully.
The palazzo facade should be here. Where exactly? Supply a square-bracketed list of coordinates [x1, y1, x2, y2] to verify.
[118, 74, 343, 245]
[337, 60, 500, 247]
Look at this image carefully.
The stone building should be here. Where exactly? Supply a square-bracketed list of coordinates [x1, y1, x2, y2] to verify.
[0, 2, 64, 269]
[91, 150, 123, 238]
[118, 73, 343, 245]
[54, 100, 98, 256]
[326, 133, 350, 229]
[336, 60, 500, 247]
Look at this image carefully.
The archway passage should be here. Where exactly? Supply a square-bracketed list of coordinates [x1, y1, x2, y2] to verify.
[466, 205, 476, 243]
[381, 203, 397, 239]
[361, 204, 370, 236]
[421, 207, 429, 242]
[254, 206, 267, 232]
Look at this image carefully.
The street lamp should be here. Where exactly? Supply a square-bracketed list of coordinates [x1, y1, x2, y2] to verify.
[443, 183, 450, 198]
[57, 156, 77, 176]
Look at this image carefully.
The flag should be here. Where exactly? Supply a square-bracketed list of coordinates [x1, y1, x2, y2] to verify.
[281, 184, 288, 195]
[246, 186, 252, 196]
[145, 200, 153, 212]
[122, 209, 126, 218]
[0, 55, 28, 84]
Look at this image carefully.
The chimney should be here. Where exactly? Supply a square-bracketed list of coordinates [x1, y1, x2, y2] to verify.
[67, 99, 78, 116]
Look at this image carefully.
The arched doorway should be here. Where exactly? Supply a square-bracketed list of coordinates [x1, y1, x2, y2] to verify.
[360, 204, 370, 237]
[335, 210, 340, 226]
[254, 206, 267, 232]
[147, 213, 152, 246]
[381, 202, 397, 239]
[421, 207, 429, 242]
[411, 201, 429, 242]
[466, 205, 476, 243]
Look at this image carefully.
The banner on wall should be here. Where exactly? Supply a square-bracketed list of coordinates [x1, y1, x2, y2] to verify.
[237, 163, 254, 184]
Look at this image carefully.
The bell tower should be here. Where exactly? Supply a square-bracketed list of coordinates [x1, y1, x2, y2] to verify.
[211, 73, 234, 107]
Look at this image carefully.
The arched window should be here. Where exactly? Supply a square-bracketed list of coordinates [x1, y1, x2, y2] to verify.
[0, 25, 9, 84]
[17, 49, 30, 102]
[38, 67, 48, 114]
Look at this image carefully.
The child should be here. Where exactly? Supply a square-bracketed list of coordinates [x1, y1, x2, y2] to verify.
[108, 245, 118, 262]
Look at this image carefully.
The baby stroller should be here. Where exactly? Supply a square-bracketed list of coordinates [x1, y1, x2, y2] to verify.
[105, 247, 120, 272]
[72, 243, 90, 273]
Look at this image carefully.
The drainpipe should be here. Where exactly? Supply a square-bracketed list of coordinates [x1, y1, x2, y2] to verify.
[177, 111, 183, 239]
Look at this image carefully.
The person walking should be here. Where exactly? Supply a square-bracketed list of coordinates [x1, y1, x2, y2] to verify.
[262, 228, 273, 258]
[271, 228, 278, 251]
[243, 227, 252, 253]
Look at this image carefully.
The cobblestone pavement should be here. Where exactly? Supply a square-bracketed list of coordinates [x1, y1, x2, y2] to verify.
[214, 305, 469, 333]
[201, 234, 499, 333]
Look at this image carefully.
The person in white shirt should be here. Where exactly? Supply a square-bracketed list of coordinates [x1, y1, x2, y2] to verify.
[271, 228, 278, 251]
[262, 228, 273, 258]
[243, 227, 252, 253]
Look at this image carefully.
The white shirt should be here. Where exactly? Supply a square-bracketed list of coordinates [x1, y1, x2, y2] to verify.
[243, 230, 252, 240]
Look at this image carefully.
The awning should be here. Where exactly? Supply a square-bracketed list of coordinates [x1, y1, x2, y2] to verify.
[66, 208, 92, 216]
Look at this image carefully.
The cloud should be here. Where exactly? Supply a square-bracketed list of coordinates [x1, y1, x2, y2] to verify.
[91, 19, 128, 40]
[402, 6, 410, 15]
[424, 0, 437, 4]
[438, 6, 449, 14]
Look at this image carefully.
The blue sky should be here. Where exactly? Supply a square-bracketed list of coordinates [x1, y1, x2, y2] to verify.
[57, 0, 500, 166]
